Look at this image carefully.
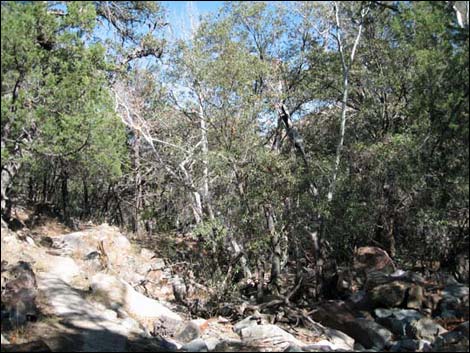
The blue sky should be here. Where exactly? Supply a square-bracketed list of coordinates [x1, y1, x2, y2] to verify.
[162, 1, 224, 39]
[163, 1, 223, 15]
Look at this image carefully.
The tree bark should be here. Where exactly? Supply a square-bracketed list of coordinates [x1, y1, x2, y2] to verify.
[82, 176, 89, 218]
[265, 204, 281, 294]
[328, 2, 369, 202]
[197, 93, 215, 221]
[134, 131, 143, 234]
[1, 160, 21, 221]
[61, 169, 69, 224]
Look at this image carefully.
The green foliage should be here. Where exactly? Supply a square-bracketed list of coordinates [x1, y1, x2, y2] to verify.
[2, 1, 468, 297]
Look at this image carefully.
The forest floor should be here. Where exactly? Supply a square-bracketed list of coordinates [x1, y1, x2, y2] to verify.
[0, 206, 468, 352]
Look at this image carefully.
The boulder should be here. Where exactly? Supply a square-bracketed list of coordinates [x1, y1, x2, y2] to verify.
[140, 248, 155, 260]
[389, 339, 431, 352]
[406, 317, 447, 343]
[406, 284, 424, 310]
[240, 324, 305, 352]
[175, 321, 202, 343]
[353, 247, 396, 275]
[0, 340, 51, 352]
[204, 337, 221, 351]
[369, 281, 409, 308]
[181, 338, 208, 352]
[442, 284, 469, 299]
[283, 344, 304, 352]
[310, 301, 357, 332]
[233, 315, 266, 335]
[45, 256, 80, 283]
[90, 273, 182, 323]
[1, 261, 38, 326]
[303, 339, 354, 351]
[436, 295, 464, 319]
[432, 330, 469, 352]
[1, 334, 10, 344]
[213, 339, 245, 352]
[305, 303, 392, 350]
[346, 319, 393, 350]
[454, 254, 469, 284]
[453, 321, 469, 338]
[375, 309, 423, 337]
[90, 273, 127, 310]
[323, 327, 355, 350]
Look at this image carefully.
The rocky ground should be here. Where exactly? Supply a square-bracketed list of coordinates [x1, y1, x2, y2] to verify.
[1, 208, 468, 352]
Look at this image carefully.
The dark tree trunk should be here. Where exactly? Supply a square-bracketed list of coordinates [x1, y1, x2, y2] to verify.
[82, 176, 89, 218]
[1, 160, 21, 222]
[265, 204, 281, 294]
[61, 170, 69, 223]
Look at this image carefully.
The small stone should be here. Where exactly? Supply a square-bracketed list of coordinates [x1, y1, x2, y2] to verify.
[218, 316, 230, 324]
[84, 251, 100, 260]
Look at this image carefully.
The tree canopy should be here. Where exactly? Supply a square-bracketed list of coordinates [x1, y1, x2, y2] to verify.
[1, 1, 468, 301]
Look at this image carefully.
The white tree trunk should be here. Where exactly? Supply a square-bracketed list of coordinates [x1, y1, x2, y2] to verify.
[328, 2, 369, 202]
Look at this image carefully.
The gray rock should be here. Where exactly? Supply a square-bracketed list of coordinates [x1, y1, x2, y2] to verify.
[204, 337, 220, 351]
[388, 339, 427, 352]
[453, 321, 469, 338]
[233, 315, 263, 335]
[353, 342, 365, 351]
[324, 327, 355, 350]
[214, 339, 245, 352]
[284, 344, 304, 352]
[376, 317, 408, 337]
[454, 254, 469, 284]
[46, 256, 80, 283]
[406, 317, 447, 343]
[375, 308, 423, 337]
[84, 251, 100, 260]
[353, 247, 396, 274]
[304, 339, 354, 351]
[175, 321, 202, 343]
[406, 285, 424, 309]
[369, 281, 409, 308]
[91, 273, 182, 321]
[240, 324, 305, 351]
[2, 261, 39, 326]
[102, 309, 118, 321]
[182, 338, 208, 352]
[374, 308, 394, 319]
[350, 290, 367, 305]
[432, 330, 469, 352]
[1, 334, 10, 344]
[443, 285, 469, 299]
[151, 258, 166, 270]
[347, 319, 393, 350]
